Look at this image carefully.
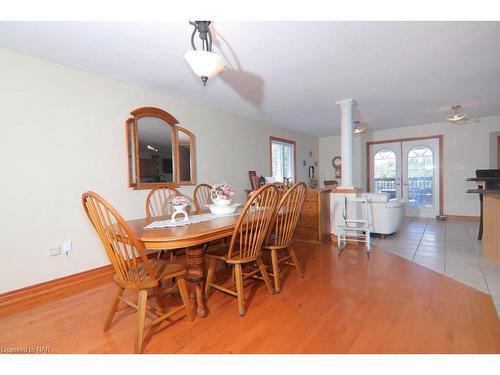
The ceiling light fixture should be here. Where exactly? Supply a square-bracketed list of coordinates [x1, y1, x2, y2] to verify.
[445, 104, 479, 125]
[352, 120, 366, 134]
[147, 144, 159, 152]
[184, 21, 225, 86]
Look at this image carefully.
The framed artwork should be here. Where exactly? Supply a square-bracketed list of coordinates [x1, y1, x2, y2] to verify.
[248, 170, 257, 189]
[251, 176, 260, 190]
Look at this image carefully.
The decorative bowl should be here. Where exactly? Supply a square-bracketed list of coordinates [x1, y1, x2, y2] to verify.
[212, 198, 232, 207]
[206, 203, 241, 215]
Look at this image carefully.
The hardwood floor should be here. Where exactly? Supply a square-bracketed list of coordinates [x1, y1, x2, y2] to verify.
[1, 242, 499, 353]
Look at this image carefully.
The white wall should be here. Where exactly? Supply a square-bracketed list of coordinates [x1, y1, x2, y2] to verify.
[489, 131, 500, 168]
[318, 115, 500, 217]
[0, 48, 319, 293]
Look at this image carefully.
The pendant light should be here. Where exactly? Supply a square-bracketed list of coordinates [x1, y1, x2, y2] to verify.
[352, 120, 366, 134]
[445, 104, 478, 125]
[184, 21, 225, 86]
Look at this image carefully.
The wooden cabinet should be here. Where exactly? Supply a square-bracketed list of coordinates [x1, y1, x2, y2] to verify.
[293, 189, 330, 244]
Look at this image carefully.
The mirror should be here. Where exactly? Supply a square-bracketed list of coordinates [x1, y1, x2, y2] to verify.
[126, 107, 196, 189]
[137, 116, 174, 184]
[175, 127, 195, 185]
[126, 119, 137, 185]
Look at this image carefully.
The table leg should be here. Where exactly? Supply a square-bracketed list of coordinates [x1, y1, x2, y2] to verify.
[185, 245, 207, 317]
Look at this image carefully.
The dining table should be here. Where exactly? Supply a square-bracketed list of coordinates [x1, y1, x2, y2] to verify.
[125, 212, 241, 317]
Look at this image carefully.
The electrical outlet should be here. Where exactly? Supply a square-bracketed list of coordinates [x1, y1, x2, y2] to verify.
[61, 240, 72, 255]
[49, 245, 61, 257]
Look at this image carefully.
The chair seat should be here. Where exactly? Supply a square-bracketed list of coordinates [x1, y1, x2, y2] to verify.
[113, 259, 185, 289]
[205, 245, 252, 264]
[206, 244, 230, 261]
[264, 233, 290, 250]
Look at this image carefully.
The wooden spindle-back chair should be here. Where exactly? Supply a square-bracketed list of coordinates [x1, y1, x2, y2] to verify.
[272, 182, 288, 197]
[264, 182, 307, 292]
[193, 183, 212, 212]
[146, 186, 191, 260]
[82, 191, 192, 353]
[204, 184, 279, 316]
[145, 186, 182, 218]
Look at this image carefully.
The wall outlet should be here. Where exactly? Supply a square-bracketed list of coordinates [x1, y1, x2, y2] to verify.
[49, 245, 61, 257]
[61, 240, 72, 255]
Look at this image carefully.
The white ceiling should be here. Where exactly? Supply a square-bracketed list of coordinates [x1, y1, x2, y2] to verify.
[1, 21, 499, 136]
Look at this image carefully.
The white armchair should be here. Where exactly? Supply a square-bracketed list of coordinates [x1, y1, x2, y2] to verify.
[362, 193, 404, 235]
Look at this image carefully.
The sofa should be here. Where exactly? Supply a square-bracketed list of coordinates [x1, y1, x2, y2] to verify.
[361, 192, 405, 235]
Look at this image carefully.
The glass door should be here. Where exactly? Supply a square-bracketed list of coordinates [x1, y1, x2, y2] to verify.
[402, 138, 440, 217]
[369, 142, 402, 200]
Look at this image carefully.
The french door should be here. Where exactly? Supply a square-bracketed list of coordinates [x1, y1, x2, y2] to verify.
[369, 137, 440, 218]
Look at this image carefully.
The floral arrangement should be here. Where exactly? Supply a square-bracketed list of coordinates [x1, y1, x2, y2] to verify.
[211, 182, 235, 201]
[171, 195, 190, 207]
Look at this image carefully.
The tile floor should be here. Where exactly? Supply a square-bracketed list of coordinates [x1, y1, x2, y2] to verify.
[371, 217, 500, 317]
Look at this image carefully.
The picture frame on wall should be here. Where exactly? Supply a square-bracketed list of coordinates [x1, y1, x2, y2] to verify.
[249, 170, 257, 189]
[251, 176, 260, 190]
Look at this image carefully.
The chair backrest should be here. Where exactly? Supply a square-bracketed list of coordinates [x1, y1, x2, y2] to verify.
[272, 182, 288, 198]
[268, 182, 307, 247]
[145, 187, 182, 218]
[193, 183, 212, 212]
[82, 191, 156, 287]
[227, 184, 279, 262]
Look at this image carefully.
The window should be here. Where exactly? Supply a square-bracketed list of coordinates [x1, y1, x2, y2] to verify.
[270, 137, 296, 183]
[374, 149, 397, 199]
[407, 145, 434, 208]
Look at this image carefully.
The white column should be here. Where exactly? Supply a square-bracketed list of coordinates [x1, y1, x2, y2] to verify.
[336, 99, 354, 188]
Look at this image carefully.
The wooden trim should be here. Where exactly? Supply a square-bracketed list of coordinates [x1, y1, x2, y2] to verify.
[269, 136, 297, 182]
[366, 134, 444, 217]
[497, 135, 500, 169]
[332, 188, 360, 194]
[439, 135, 444, 217]
[0, 264, 114, 317]
[446, 215, 480, 221]
[125, 118, 137, 188]
[130, 107, 179, 126]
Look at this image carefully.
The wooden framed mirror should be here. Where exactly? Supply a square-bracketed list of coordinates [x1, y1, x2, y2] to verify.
[126, 107, 196, 189]
[175, 127, 196, 185]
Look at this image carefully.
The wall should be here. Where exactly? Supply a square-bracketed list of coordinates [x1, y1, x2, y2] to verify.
[0, 48, 319, 293]
[319, 115, 500, 217]
[489, 131, 500, 168]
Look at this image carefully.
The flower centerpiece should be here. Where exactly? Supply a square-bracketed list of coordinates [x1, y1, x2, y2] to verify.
[170, 195, 190, 223]
[171, 195, 190, 208]
[211, 182, 234, 206]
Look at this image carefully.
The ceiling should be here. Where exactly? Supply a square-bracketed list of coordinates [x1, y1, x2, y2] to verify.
[1, 21, 499, 137]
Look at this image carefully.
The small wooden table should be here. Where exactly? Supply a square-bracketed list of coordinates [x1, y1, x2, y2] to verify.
[126, 214, 240, 317]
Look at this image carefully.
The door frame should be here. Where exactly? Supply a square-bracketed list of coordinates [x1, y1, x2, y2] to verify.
[366, 135, 444, 217]
[497, 135, 500, 168]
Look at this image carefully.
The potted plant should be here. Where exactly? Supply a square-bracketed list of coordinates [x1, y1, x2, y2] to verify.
[211, 182, 235, 206]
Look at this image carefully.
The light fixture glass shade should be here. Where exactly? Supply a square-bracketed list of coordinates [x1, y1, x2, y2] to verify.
[184, 50, 225, 79]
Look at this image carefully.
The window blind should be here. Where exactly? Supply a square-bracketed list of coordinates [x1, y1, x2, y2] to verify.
[271, 140, 295, 182]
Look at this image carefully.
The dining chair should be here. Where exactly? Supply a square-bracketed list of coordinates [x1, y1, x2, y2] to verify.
[82, 191, 193, 353]
[204, 184, 279, 316]
[272, 182, 288, 196]
[263, 182, 307, 293]
[145, 186, 182, 218]
[193, 183, 212, 212]
[146, 186, 191, 261]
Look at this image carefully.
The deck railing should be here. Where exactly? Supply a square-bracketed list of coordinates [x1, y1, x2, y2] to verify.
[374, 177, 433, 206]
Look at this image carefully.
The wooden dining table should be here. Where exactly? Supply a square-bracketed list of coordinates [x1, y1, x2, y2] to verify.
[125, 213, 240, 317]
